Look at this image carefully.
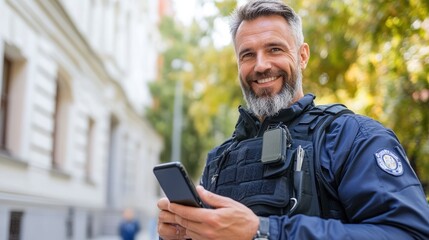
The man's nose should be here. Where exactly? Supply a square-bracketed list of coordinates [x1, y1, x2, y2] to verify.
[254, 54, 272, 73]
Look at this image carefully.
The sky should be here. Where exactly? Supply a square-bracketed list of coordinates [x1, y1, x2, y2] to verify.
[173, 0, 198, 26]
[172, 0, 232, 48]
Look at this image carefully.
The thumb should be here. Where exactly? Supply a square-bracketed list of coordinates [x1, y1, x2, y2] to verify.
[197, 185, 236, 209]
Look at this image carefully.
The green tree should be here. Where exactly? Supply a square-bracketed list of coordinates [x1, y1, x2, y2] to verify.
[147, 11, 241, 178]
[297, 0, 429, 191]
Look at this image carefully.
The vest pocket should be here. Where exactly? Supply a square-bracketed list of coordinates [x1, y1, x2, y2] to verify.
[215, 175, 291, 217]
[263, 148, 295, 178]
[241, 176, 291, 216]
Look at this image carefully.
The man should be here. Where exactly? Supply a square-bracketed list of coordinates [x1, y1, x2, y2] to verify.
[157, 0, 429, 239]
[119, 208, 140, 240]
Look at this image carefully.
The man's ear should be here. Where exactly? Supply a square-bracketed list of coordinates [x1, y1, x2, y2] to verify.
[299, 43, 310, 70]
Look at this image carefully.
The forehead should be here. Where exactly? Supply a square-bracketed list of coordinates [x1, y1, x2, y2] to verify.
[235, 15, 295, 49]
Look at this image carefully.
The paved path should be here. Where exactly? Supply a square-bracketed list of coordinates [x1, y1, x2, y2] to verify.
[91, 229, 159, 240]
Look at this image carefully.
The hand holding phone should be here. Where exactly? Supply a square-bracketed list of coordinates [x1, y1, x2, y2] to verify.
[153, 162, 203, 208]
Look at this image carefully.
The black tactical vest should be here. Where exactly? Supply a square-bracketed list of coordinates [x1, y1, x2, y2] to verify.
[201, 104, 353, 218]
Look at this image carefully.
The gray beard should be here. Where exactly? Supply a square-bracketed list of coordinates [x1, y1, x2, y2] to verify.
[241, 69, 302, 118]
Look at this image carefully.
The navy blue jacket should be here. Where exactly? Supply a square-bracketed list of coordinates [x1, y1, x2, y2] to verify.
[202, 94, 429, 239]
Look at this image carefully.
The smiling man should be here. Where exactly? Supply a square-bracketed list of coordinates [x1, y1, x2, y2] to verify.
[236, 14, 307, 120]
[157, 1, 429, 239]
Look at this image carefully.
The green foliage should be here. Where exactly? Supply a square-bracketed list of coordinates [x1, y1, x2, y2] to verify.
[296, 0, 429, 191]
[146, 14, 241, 179]
[147, 0, 429, 192]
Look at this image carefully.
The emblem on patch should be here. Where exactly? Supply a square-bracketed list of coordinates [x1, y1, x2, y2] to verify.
[375, 149, 403, 176]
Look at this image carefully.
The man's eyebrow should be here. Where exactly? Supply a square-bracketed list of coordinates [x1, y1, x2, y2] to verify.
[264, 41, 290, 49]
[238, 47, 253, 57]
[237, 41, 293, 57]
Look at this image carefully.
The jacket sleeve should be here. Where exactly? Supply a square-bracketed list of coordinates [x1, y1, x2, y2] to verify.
[269, 115, 429, 240]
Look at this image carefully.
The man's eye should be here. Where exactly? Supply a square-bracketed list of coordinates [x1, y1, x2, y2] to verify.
[271, 48, 282, 52]
[241, 53, 254, 60]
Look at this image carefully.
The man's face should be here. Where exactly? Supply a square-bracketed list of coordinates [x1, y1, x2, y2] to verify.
[234, 15, 309, 117]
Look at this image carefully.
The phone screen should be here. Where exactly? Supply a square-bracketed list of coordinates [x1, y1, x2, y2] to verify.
[153, 162, 203, 208]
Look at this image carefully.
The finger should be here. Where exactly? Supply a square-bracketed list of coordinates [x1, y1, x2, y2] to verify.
[196, 185, 237, 209]
[185, 228, 204, 240]
[157, 197, 170, 210]
[157, 222, 178, 239]
[168, 202, 206, 224]
[158, 209, 177, 224]
[158, 222, 186, 240]
[170, 207, 206, 234]
[174, 213, 189, 229]
[173, 224, 188, 240]
[175, 225, 188, 240]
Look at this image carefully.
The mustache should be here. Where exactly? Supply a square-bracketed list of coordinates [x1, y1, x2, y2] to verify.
[246, 70, 289, 83]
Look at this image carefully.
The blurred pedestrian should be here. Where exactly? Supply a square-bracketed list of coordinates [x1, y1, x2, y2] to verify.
[118, 208, 140, 240]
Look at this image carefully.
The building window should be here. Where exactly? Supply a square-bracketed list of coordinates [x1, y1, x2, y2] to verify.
[121, 134, 129, 194]
[0, 56, 12, 151]
[52, 73, 71, 170]
[106, 115, 119, 206]
[85, 117, 95, 181]
[52, 80, 61, 168]
[8, 211, 24, 240]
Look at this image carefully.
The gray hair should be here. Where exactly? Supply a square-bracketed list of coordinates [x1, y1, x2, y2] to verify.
[230, 0, 304, 46]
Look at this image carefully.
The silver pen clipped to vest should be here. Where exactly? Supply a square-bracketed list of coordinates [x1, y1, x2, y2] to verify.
[290, 145, 305, 212]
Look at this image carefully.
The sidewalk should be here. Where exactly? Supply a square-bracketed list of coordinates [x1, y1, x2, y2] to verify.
[91, 229, 159, 240]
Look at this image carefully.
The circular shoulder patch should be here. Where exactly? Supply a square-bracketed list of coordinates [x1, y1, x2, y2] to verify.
[375, 149, 403, 176]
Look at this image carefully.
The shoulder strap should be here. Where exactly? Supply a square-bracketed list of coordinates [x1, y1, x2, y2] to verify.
[311, 104, 354, 218]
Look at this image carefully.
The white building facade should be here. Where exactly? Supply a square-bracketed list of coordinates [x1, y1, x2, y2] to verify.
[0, 0, 163, 239]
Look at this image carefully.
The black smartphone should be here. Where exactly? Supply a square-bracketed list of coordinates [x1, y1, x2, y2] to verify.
[153, 162, 203, 208]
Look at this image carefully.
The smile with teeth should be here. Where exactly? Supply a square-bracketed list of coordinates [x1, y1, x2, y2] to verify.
[255, 76, 279, 84]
